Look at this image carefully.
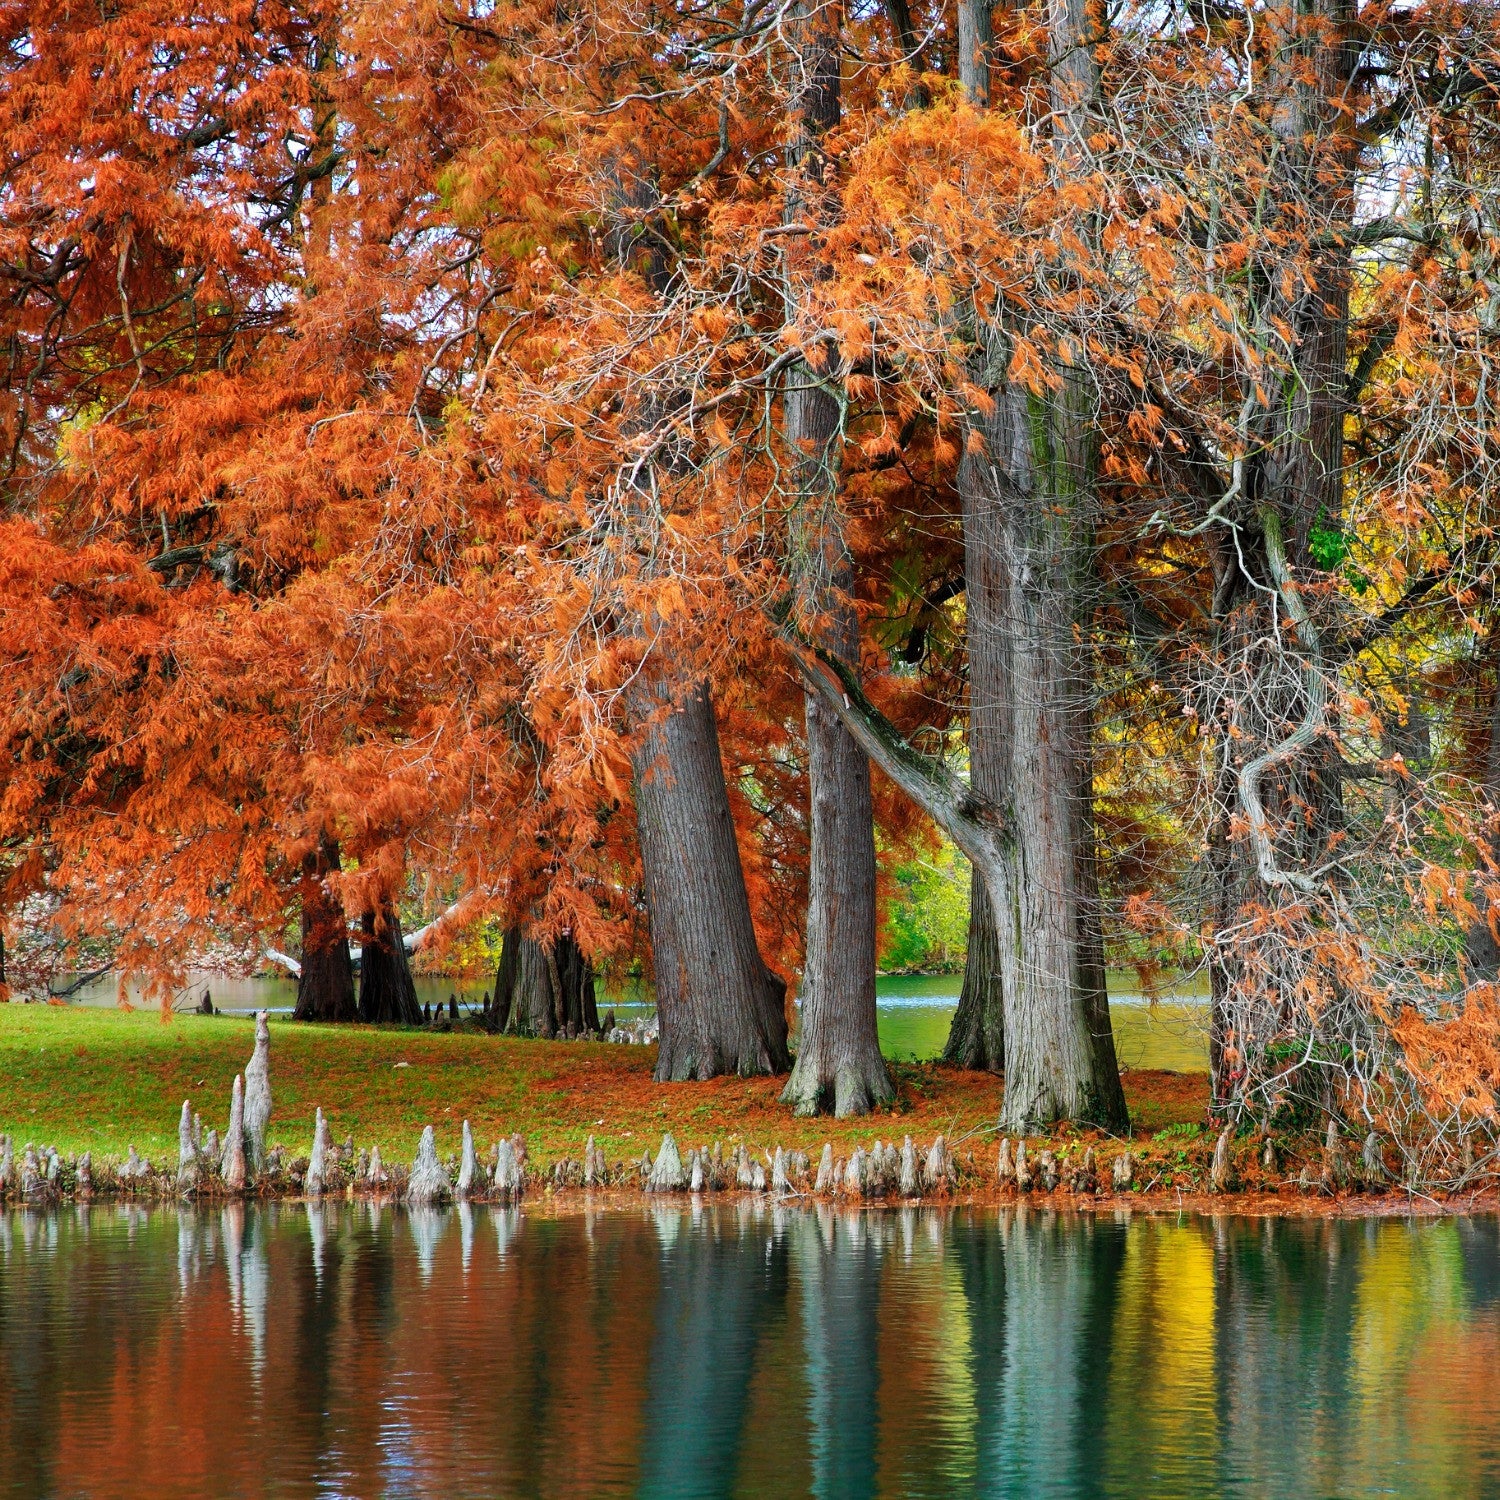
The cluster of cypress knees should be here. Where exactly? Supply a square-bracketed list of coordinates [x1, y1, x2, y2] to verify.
[0, 1012, 1402, 1207]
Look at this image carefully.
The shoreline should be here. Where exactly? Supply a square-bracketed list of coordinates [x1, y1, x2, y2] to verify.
[0, 1007, 1475, 1212]
[1, 1128, 1484, 1218]
[1, 1182, 1485, 1220]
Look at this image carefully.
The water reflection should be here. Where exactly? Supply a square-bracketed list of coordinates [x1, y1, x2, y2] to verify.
[1, 1203, 1498, 1498]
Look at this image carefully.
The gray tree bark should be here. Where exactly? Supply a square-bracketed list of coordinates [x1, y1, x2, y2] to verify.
[1467, 645, 1500, 977]
[943, 874, 1004, 1071]
[923, 0, 1123, 1125]
[493, 927, 599, 1036]
[605, 155, 790, 1082]
[949, 25, 1011, 1060]
[778, 0, 892, 1117]
[790, 631, 1126, 1128]
[357, 898, 423, 1026]
[633, 680, 791, 1080]
[787, 659, 890, 1114]
[956, 0, 993, 107]
[292, 834, 357, 1023]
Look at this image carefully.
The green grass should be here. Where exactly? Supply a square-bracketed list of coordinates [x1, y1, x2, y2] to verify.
[0, 1006, 538, 1160]
[0, 1003, 1209, 1172]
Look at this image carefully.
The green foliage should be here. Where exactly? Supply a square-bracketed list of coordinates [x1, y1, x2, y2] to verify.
[1307, 518, 1350, 570]
[879, 839, 970, 973]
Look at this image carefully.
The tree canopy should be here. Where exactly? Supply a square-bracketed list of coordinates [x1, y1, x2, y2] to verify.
[7, 0, 1500, 1162]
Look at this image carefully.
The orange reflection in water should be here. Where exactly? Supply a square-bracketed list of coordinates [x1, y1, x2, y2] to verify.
[4, 1204, 1500, 1498]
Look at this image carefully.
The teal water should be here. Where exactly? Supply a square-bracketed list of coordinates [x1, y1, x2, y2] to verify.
[869, 975, 1208, 1070]
[0, 1202, 1494, 1498]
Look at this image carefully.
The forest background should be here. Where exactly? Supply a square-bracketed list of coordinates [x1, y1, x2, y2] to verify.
[6, 0, 1500, 1185]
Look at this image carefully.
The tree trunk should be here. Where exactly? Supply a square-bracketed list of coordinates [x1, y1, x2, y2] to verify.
[292, 834, 357, 1023]
[956, 0, 993, 107]
[1467, 647, 1500, 978]
[950, 14, 1010, 1064]
[632, 680, 791, 1080]
[784, 671, 891, 1114]
[495, 926, 555, 1036]
[553, 935, 600, 1034]
[491, 925, 520, 1032]
[1202, 0, 1356, 1110]
[777, 0, 892, 1118]
[602, 156, 786, 1081]
[943, 873, 1004, 1070]
[932, 0, 1121, 1126]
[494, 927, 600, 1036]
[994, 416, 1127, 1129]
[797, 641, 1132, 1113]
[357, 898, 423, 1026]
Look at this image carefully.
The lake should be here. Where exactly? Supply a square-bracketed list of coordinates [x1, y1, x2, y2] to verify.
[1, 1201, 1496, 1498]
[65, 972, 1211, 1071]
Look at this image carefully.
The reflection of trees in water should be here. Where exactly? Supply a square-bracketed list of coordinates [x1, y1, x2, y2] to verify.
[950, 1207, 1128, 1500]
[1212, 1216, 1365, 1495]
[222, 1200, 269, 1376]
[637, 1201, 792, 1497]
[408, 1204, 444, 1281]
[8, 1207, 1500, 1497]
[790, 1205, 884, 1500]
[1215, 1215, 1500, 1498]
[478, 1206, 660, 1496]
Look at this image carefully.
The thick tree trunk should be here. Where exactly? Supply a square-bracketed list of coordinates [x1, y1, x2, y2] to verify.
[943, 873, 1004, 1071]
[292, 835, 357, 1023]
[956, 0, 993, 107]
[494, 927, 600, 1036]
[791, 608, 1126, 1129]
[933, 0, 1121, 1126]
[603, 156, 786, 1080]
[995, 425, 1127, 1129]
[357, 899, 423, 1026]
[784, 668, 891, 1114]
[949, 86, 1010, 1065]
[495, 926, 555, 1036]
[491, 925, 520, 1032]
[778, 0, 892, 1117]
[632, 680, 791, 1080]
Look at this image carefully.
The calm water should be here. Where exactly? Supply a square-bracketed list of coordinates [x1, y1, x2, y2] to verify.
[1, 1203, 1497, 1499]
[65, 972, 1211, 1070]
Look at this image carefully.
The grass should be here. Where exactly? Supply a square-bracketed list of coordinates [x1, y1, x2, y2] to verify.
[0, 1003, 1209, 1169]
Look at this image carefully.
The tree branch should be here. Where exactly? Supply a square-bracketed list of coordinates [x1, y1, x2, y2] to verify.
[784, 635, 1007, 885]
[264, 948, 302, 978]
[1330, 567, 1449, 664]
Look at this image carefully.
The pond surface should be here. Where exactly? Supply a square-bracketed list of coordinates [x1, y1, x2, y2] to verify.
[64, 972, 1211, 1070]
[2, 1202, 1497, 1499]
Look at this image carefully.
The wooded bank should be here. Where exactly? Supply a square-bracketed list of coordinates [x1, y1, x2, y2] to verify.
[0, 1008, 1483, 1210]
[10, 0, 1500, 1180]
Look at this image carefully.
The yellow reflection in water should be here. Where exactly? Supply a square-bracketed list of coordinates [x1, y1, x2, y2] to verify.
[1104, 1217, 1219, 1495]
[1347, 1221, 1473, 1499]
